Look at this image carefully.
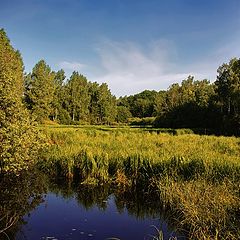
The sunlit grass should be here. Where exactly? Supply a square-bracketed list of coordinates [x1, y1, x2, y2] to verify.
[39, 125, 240, 183]
[156, 178, 240, 239]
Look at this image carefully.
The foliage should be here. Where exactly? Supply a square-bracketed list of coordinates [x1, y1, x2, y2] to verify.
[20, 52, 240, 135]
[118, 90, 158, 118]
[215, 58, 240, 135]
[0, 29, 43, 173]
[128, 117, 156, 126]
[25, 60, 55, 122]
[51, 69, 66, 121]
[0, 170, 46, 238]
[154, 76, 217, 129]
[116, 106, 132, 123]
[24, 66, 117, 125]
[65, 71, 90, 122]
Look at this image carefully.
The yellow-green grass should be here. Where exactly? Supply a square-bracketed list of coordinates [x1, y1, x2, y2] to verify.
[38, 125, 240, 239]
[155, 178, 240, 240]
[39, 125, 240, 183]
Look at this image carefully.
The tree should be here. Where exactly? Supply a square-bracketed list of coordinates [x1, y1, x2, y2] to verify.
[0, 29, 42, 173]
[66, 72, 90, 122]
[116, 106, 132, 123]
[88, 82, 100, 124]
[25, 60, 55, 122]
[153, 90, 167, 116]
[98, 83, 117, 124]
[51, 69, 66, 121]
[215, 58, 240, 116]
[117, 90, 157, 118]
[215, 58, 240, 134]
[154, 76, 215, 129]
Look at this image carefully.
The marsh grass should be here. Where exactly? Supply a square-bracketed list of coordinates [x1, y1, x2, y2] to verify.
[39, 125, 240, 183]
[156, 178, 240, 239]
[38, 125, 240, 239]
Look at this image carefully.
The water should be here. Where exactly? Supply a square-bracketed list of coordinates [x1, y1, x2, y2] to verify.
[0, 172, 184, 240]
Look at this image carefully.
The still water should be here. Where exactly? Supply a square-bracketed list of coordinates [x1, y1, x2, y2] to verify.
[0, 172, 184, 240]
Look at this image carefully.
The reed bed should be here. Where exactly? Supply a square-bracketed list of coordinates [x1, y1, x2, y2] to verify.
[39, 125, 240, 183]
[38, 125, 240, 239]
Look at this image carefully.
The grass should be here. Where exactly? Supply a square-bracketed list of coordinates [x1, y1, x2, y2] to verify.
[38, 125, 240, 239]
[156, 178, 240, 239]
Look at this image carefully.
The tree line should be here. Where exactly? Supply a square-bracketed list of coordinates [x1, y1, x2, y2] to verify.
[24, 60, 116, 124]
[119, 65, 240, 136]
[23, 58, 240, 135]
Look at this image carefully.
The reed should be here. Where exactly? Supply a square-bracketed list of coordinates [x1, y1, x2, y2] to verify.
[155, 178, 240, 239]
[39, 125, 240, 184]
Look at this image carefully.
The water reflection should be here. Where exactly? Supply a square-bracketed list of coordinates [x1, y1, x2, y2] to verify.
[0, 173, 184, 240]
[0, 171, 47, 240]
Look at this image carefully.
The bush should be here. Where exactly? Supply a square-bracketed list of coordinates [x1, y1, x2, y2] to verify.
[128, 117, 156, 126]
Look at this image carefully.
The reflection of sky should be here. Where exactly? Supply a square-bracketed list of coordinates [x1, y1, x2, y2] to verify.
[16, 192, 181, 240]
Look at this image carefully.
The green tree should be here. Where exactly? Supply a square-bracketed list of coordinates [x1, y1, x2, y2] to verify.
[153, 90, 167, 116]
[215, 58, 240, 134]
[51, 69, 66, 121]
[215, 58, 240, 116]
[154, 76, 215, 129]
[66, 72, 90, 122]
[165, 83, 181, 111]
[116, 106, 132, 123]
[88, 82, 100, 124]
[98, 83, 117, 124]
[0, 29, 42, 173]
[117, 90, 157, 118]
[26, 60, 55, 122]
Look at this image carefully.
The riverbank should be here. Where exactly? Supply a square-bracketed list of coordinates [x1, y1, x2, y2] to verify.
[38, 125, 240, 239]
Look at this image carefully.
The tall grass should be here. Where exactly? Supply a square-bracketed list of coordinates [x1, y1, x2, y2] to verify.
[156, 178, 240, 239]
[38, 125, 240, 239]
[39, 125, 240, 183]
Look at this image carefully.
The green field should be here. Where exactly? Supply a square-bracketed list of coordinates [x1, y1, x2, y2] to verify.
[38, 125, 240, 239]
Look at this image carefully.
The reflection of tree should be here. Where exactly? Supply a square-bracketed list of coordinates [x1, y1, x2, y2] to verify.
[47, 178, 76, 199]
[0, 170, 47, 239]
[47, 179, 111, 210]
[114, 189, 162, 219]
[75, 185, 110, 211]
[47, 179, 169, 221]
[0, 173, 180, 239]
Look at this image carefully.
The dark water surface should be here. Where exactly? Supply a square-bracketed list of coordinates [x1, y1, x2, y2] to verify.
[0, 172, 185, 240]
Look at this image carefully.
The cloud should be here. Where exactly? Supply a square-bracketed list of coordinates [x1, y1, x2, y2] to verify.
[93, 34, 240, 97]
[58, 35, 240, 97]
[92, 39, 191, 96]
[58, 61, 86, 71]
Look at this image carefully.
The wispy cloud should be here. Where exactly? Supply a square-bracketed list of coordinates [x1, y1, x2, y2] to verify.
[92, 35, 240, 96]
[57, 36, 240, 97]
[92, 39, 191, 96]
[58, 61, 86, 71]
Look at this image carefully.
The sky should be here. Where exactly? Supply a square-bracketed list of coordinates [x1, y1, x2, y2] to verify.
[1, 0, 240, 96]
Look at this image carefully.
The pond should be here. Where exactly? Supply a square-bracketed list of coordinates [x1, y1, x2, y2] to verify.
[0, 172, 185, 240]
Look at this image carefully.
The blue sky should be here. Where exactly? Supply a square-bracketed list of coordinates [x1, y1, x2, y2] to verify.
[1, 0, 240, 96]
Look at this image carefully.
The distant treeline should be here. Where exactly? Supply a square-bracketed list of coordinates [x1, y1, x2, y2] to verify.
[24, 58, 240, 135]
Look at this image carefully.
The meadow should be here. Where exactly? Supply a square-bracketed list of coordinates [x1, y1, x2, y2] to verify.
[38, 125, 240, 239]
